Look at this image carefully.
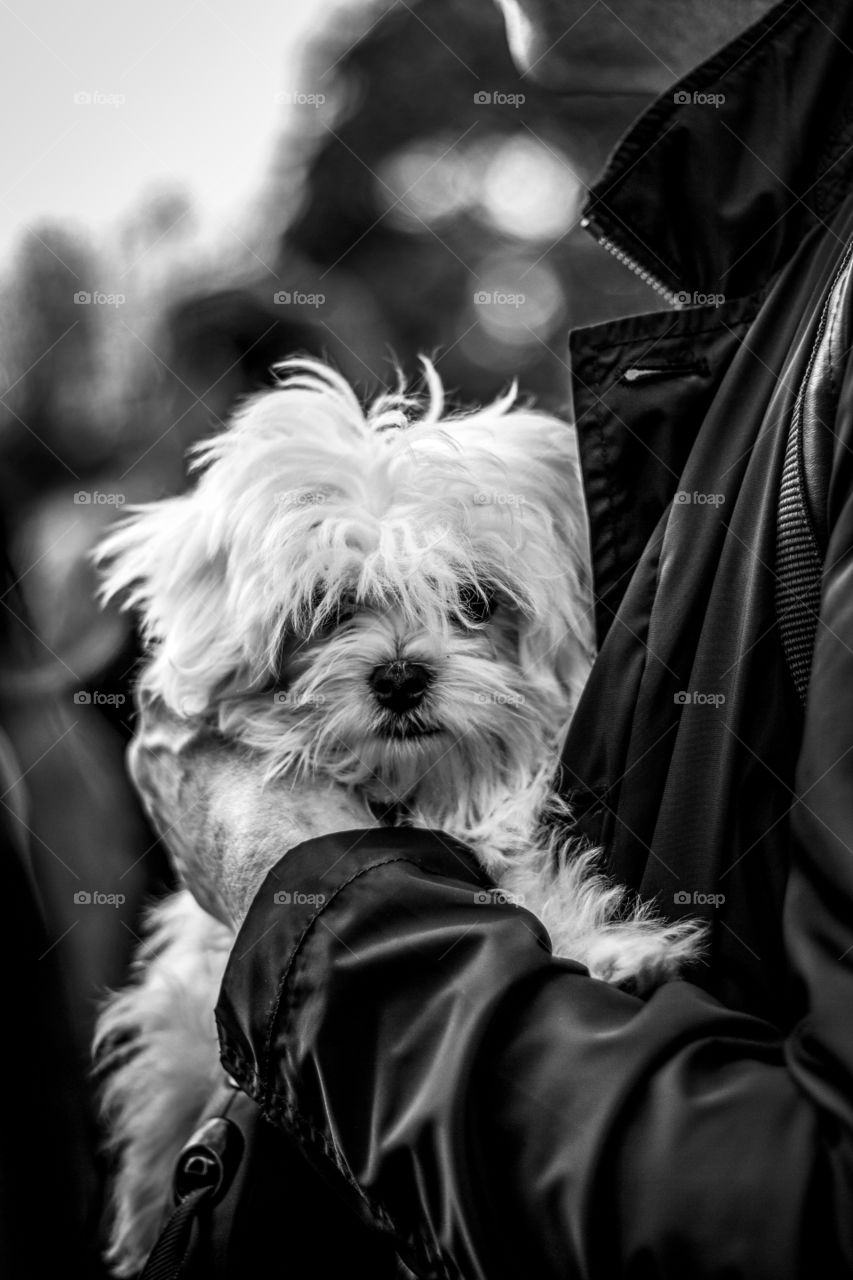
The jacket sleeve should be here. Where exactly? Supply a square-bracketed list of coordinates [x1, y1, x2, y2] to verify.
[214, 804, 852, 1280]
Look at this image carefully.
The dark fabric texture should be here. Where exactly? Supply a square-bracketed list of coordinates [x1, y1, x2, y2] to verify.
[213, 2, 853, 1276]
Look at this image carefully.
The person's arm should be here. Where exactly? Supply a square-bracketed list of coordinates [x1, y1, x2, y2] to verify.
[211, 820, 843, 1280]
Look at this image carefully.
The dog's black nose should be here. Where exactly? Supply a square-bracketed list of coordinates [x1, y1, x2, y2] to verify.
[370, 661, 430, 712]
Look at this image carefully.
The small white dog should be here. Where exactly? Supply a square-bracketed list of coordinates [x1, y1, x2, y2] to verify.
[94, 360, 702, 1275]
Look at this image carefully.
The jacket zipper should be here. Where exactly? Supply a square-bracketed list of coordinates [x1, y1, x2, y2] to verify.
[580, 214, 683, 308]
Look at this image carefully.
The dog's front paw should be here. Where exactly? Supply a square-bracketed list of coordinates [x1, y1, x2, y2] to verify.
[589, 944, 677, 996]
[585, 922, 705, 996]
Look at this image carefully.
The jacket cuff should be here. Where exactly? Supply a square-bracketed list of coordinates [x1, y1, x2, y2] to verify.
[215, 826, 490, 1104]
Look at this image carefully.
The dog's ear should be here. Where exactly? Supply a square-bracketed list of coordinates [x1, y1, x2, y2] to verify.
[95, 496, 242, 716]
[504, 411, 595, 712]
[435, 404, 595, 711]
[516, 581, 593, 718]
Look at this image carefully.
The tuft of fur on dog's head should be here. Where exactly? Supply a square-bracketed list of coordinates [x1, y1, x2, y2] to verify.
[98, 359, 593, 847]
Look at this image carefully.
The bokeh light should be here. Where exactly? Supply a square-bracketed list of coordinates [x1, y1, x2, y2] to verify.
[479, 135, 584, 240]
[377, 136, 477, 230]
[375, 132, 583, 244]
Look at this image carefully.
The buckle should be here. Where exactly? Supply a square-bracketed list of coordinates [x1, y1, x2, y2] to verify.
[173, 1116, 244, 1205]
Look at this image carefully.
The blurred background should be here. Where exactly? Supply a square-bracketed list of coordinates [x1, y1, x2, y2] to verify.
[0, 0, 662, 1269]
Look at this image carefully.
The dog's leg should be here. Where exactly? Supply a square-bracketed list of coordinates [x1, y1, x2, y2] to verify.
[95, 891, 234, 1276]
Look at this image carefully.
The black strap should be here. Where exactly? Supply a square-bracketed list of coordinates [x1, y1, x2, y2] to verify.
[139, 1186, 213, 1280]
[137, 1082, 248, 1280]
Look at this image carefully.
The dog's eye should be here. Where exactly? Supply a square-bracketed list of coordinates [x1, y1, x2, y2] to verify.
[334, 589, 358, 626]
[335, 598, 357, 627]
[458, 582, 497, 625]
[308, 587, 357, 635]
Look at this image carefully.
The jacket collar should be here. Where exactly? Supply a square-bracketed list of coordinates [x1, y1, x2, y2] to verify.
[580, 0, 853, 305]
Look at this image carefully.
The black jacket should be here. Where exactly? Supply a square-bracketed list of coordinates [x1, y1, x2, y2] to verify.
[215, 2, 853, 1275]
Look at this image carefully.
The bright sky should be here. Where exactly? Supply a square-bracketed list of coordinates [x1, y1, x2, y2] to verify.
[0, 0, 369, 264]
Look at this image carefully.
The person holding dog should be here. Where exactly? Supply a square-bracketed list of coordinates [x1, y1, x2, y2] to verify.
[128, 0, 853, 1275]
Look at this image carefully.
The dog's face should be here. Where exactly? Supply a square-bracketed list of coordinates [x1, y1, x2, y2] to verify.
[99, 362, 593, 825]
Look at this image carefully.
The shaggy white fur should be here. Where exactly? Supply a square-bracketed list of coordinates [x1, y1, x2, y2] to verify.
[94, 359, 704, 1275]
